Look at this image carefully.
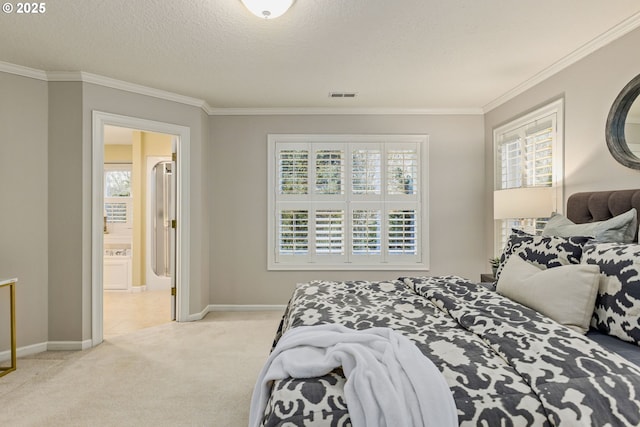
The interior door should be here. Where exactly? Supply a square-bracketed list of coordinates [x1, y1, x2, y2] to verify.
[169, 139, 177, 320]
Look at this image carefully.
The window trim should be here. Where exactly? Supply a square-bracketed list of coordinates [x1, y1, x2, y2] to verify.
[268, 134, 429, 271]
[492, 98, 564, 254]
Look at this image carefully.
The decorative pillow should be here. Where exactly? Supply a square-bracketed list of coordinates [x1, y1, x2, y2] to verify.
[495, 229, 590, 280]
[581, 242, 640, 344]
[497, 256, 600, 334]
[542, 208, 637, 243]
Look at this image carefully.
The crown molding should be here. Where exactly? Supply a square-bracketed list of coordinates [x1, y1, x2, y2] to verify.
[209, 107, 484, 116]
[3, 8, 640, 118]
[0, 61, 48, 81]
[46, 71, 211, 111]
[2, 63, 473, 115]
[483, 11, 640, 113]
[207, 107, 483, 115]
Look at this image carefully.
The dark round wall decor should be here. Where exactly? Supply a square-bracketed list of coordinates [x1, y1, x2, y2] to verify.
[606, 73, 640, 170]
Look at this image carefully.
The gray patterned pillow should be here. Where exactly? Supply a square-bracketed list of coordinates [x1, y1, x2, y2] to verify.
[542, 208, 637, 243]
[495, 229, 590, 280]
[582, 242, 640, 344]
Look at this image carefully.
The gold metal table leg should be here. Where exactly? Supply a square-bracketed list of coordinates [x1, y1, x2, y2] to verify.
[0, 280, 16, 377]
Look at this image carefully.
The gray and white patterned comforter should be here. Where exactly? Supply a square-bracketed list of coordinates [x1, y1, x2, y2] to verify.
[261, 276, 640, 426]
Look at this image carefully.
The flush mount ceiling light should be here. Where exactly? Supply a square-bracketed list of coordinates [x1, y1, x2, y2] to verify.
[241, 0, 295, 19]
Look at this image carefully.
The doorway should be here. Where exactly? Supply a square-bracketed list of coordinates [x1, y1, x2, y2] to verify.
[102, 127, 175, 338]
[92, 112, 191, 346]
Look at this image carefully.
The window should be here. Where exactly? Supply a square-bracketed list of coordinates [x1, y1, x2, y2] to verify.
[268, 134, 429, 270]
[493, 99, 564, 253]
[104, 164, 133, 232]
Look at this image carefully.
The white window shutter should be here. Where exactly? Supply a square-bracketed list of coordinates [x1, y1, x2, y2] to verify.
[493, 99, 564, 254]
[315, 149, 344, 195]
[388, 209, 417, 255]
[352, 147, 381, 195]
[352, 209, 382, 255]
[279, 150, 308, 195]
[278, 209, 309, 255]
[387, 149, 418, 195]
[268, 134, 428, 270]
[105, 201, 128, 223]
[315, 210, 344, 255]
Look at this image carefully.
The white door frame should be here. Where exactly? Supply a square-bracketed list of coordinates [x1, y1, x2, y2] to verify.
[92, 111, 191, 346]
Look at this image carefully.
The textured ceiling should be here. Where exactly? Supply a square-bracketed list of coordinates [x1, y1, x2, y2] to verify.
[1, 0, 640, 110]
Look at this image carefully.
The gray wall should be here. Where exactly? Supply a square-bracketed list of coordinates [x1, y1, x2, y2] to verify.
[1, 77, 212, 351]
[209, 114, 485, 305]
[484, 27, 640, 260]
[0, 73, 49, 350]
[4, 23, 640, 352]
[48, 82, 84, 341]
[81, 83, 211, 332]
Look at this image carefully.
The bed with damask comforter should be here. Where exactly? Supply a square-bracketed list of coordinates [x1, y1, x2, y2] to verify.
[258, 190, 640, 426]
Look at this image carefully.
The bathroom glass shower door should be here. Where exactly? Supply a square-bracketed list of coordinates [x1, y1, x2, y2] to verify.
[150, 151, 177, 320]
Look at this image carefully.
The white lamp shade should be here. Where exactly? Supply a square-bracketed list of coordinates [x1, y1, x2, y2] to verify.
[494, 187, 554, 219]
[241, 0, 294, 19]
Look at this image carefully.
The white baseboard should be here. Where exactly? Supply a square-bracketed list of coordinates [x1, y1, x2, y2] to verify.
[0, 305, 286, 361]
[104, 285, 147, 293]
[208, 304, 287, 312]
[0, 339, 93, 362]
[186, 304, 210, 322]
[47, 339, 93, 351]
[185, 304, 286, 322]
[0, 342, 47, 362]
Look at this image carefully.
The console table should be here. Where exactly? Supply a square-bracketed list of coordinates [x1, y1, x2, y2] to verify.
[0, 278, 17, 377]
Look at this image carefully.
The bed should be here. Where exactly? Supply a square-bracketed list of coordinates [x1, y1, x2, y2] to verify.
[254, 189, 640, 426]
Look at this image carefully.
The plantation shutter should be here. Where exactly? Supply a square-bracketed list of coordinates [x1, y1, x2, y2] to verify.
[105, 201, 129, 223]
[387, 149, 418, 195]
[352, 148, 381, 195]
[270, 135, 428, 270]
[352, 208, 382, 256]
[493, 99, 563, 253]
[103, 165, 133, 231]
[388, 209, 417, 255]
[497, 115, 554, 191]
[278, 210, 309, 255]
[279, 150, 308, 195]
[315, 210, 344, 255]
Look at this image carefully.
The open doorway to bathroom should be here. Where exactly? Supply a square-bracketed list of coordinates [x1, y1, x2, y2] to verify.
[102, 125, 174, 339]
[92, 111, 190, 347]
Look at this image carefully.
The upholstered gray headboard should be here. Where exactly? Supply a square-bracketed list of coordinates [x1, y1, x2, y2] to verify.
[566, 189, 640, 242]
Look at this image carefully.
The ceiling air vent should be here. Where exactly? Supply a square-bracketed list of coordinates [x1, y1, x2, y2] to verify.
[329, 92, 357, 98]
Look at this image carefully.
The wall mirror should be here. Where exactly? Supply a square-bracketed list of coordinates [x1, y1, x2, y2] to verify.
[606, 73, 640, 170]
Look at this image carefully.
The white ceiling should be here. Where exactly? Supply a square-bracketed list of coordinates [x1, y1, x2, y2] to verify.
[1, 1, 640, 110]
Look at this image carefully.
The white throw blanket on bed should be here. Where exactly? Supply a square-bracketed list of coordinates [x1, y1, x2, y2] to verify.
[248, 324, 458, 427]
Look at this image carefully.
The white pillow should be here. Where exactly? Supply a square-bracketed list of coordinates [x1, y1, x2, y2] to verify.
[542, 208, 637, 243]
[496, 256, 600, 334]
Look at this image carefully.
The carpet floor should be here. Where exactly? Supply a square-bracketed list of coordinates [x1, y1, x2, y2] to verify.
[0, 311, 283, 426]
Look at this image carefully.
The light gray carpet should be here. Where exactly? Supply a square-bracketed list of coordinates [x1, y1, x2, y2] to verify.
[0, 311, 283, 426]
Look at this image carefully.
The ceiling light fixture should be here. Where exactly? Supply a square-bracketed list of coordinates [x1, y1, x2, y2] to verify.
[241, 0, 295, 19]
